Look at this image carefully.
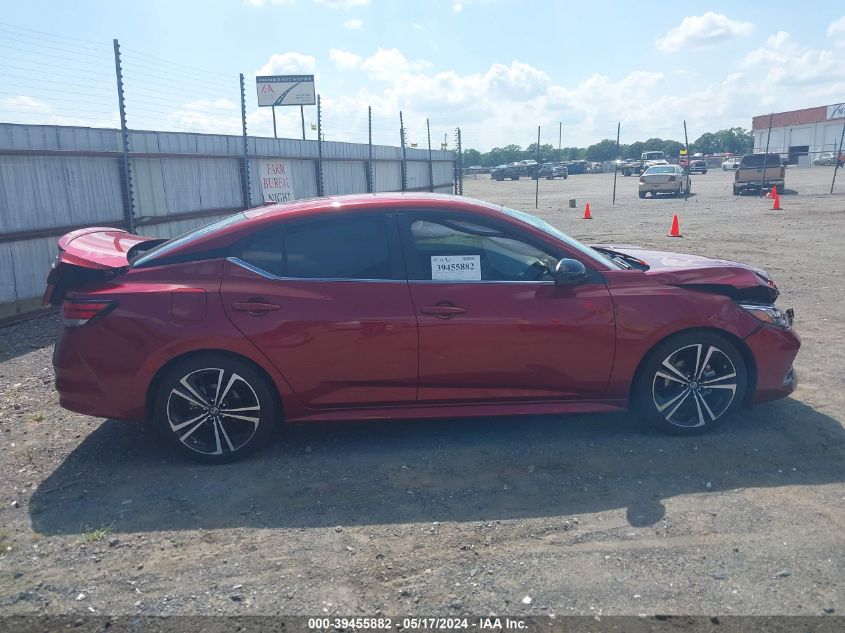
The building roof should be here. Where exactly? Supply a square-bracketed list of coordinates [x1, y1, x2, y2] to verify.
[753, 104, 845, 130]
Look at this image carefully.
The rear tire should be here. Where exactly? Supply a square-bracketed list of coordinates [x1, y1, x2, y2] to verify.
[633, 331, 747, 435]
[153, 354, 279, 463]
[638, 191, 646, 199]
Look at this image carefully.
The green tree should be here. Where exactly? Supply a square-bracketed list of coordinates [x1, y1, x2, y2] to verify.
[585, 139, 619, 161]
[462, 148, 482, 166]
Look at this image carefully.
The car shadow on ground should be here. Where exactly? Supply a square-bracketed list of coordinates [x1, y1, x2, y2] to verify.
[642, 193, 697, 200]
[0, 312, 59, 363]
[29, 398, 845, 534]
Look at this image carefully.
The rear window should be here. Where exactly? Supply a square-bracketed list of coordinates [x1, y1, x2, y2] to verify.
[740, 154, 782, 167]
[132, 212, 246, 267]
[645, 166, 676, 174]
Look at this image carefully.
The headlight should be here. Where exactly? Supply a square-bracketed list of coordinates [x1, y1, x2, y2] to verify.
[738, 304, 791, 329]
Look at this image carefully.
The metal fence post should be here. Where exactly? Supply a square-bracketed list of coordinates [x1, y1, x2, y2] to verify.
[238, 73, 251, 209]
[399, 111, 407, 191]
[454, 127, 463, 195]
[112, 39, 135, 233]
[762, 112, 773, 196]
[367, 105, 373, 193]
[427, 118, 434, 193]
[316, 94, 324, 196]
[612, 122, 620, 205]
[831, 120, 845, 194]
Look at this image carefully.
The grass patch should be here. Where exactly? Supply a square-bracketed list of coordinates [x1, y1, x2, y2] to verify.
[82, 523, 114, 543]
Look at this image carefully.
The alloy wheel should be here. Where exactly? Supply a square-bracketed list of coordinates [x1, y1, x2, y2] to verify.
[166, 367, 261, 456]
[652, 344, 737, 429]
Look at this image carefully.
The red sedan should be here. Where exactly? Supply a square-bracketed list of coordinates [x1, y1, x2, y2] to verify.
[45, 193, 800, 463]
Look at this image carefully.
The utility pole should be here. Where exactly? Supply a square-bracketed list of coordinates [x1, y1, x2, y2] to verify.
[558, 121, 562, 161]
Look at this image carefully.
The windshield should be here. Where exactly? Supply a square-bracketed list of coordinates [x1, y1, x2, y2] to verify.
[132, 212, 246, 267]
[741, 154, 781, 167]
[499, 206, 620, 269]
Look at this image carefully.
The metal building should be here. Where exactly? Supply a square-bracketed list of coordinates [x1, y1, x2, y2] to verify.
[753, 103, 845, 166]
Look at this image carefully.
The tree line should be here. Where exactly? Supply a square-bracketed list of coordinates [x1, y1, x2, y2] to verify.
[463, 127, 754, 166]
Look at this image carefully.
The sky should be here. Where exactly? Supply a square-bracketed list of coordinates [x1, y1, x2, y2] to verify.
[1, 1, 844, 151]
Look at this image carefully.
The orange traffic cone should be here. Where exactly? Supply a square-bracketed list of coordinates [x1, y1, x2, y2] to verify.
[772, 187, 782, 210]
[582, 202, 592, 220]
[668, 214, 682, 237]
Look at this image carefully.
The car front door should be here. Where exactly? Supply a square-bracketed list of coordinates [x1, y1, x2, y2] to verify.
[398, 210, 616, 403]
[221, 212, 418, 408]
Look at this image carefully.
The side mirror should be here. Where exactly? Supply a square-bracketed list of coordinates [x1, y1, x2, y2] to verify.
[553, 258, 588, 285]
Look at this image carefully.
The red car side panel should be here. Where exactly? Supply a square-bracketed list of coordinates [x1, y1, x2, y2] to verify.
[220, 259, 419, 408]
[408, 281, 616, 401]
[53, 260, 302, 421]
[602, 270, 763, 400]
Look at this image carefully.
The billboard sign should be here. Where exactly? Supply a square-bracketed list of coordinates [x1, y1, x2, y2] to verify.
[827, 103, 845, 120]
[256, 75, 316, 107]
[259, 160, 294, 203]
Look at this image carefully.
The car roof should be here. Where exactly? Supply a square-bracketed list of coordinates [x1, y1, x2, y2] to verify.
[137, 193, 513, 265]
[244, 192, 500, 222]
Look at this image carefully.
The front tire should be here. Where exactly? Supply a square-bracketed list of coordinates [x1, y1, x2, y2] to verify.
[633, 331, 747, 435]
[153, 354, 279, 463]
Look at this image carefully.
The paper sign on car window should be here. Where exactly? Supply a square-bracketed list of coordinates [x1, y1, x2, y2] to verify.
[431, 255, 481, 281]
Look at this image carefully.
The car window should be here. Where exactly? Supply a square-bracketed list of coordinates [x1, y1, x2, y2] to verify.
[239, 214, 394, 280]
[646, 166, 676, 174]
[740, 154, 781, 167]
[406, 217, 558, 282]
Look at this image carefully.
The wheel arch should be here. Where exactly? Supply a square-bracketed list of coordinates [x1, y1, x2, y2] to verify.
[145, 348, 285, 422]
[628, 326, 757, 407]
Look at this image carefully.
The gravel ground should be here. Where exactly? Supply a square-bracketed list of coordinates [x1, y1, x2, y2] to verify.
[0, 167, 843, 619]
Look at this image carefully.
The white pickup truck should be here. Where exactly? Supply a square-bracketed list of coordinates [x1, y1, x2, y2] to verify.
[621, 151, 668, 176]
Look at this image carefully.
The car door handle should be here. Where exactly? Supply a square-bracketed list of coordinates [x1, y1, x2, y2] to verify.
[421, 305, 467, 318]
[232, 300, 281, 314]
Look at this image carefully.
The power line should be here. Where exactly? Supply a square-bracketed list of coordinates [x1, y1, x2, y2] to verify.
[122, 46, 235, 81]
[0, 74, 115, 95]
[0, 38, 113, 62]
[121, 55, 235, 87]
[0, 21, 111, 48]
[0, 54, 115, 79]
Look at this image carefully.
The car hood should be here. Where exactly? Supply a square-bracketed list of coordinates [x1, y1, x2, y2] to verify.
[590, 244, 779, 303]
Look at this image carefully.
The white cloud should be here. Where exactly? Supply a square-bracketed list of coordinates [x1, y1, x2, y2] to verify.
[343, 18, 363, 30]
[359, 48, 433, 81]
[655, 12, 753, 52]
[329, 48, 363, 70]
[452, 3, 463, 12]
[827, 16, 845, 36]
[243, 0, 294, 6]
[183, 98, 238, 111]
[2, 95, 51, 110]
[741, 31, 845, 87]
[255, 52, 316, 75]
[314, 0, 369, 9]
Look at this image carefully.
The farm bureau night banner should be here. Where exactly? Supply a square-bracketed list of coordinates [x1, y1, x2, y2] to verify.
[259, 160, 294, 203]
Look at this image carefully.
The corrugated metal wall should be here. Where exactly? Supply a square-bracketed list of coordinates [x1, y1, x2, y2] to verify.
[0, 122, 455, 317]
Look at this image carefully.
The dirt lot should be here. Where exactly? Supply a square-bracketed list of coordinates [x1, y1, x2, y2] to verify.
[0, 166, 843, 619]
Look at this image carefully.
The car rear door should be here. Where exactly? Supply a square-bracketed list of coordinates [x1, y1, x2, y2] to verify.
[397, 210, 615, 403]
[221, 212, 419, 408]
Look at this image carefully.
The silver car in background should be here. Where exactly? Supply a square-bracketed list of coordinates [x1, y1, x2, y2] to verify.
[638, 165, 691, 198]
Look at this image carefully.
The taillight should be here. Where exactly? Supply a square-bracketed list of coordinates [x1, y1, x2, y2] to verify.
[62, 299, 116, 327]
[668, 175, 676, 182]
[638, 177, 645, 184]
[735, 169, 739, 181]
[780, 166, 785, 178]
